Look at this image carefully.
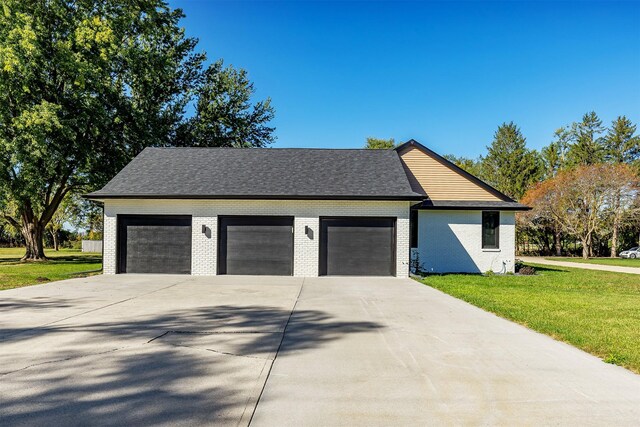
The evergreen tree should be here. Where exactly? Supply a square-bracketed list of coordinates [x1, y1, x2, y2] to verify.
[602, 116, 639, 256]
[481, 122, 542, 200]
[541, 127, 571, 178]
[604, 116, 639, 165]
[566, 111, 605, 166]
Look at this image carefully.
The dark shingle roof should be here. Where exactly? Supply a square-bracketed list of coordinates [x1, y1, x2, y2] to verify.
[414, 200, 531, 211]
[86, 147, 423, 200]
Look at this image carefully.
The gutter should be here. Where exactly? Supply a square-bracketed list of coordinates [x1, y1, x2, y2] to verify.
[82, 194, 426, 202]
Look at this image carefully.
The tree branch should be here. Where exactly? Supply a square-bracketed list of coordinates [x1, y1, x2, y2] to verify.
[1, 214, 20, 229]
[39, 177, 72, 227]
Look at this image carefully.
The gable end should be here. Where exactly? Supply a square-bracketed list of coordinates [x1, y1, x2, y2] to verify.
[395, 140, 514, 202]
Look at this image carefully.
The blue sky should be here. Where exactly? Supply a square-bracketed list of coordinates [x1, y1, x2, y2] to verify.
[170, 0, 640, 158]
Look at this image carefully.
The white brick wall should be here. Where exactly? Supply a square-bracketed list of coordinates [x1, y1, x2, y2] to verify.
[103, 199, 410, 277]
[414, 210, 515, 274]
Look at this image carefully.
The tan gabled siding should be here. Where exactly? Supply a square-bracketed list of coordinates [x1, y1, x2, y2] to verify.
[398, 145, 502, 201]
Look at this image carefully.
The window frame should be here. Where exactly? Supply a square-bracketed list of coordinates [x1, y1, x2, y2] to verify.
[410, 209, 418, 249]
[481, 211, 500, 250]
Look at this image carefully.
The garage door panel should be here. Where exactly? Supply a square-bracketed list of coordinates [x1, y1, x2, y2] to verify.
[320, 218, 395, 276]
[219, 217, 293, 275]
[118, 216, 192, 274]
[224, 259, 293, 276]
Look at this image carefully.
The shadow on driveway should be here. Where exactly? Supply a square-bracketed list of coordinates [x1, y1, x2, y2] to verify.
[0, 303, 383, 426]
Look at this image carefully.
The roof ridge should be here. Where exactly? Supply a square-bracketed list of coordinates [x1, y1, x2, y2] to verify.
[145, 147, 392, 151]
[86, 144, 421, 200]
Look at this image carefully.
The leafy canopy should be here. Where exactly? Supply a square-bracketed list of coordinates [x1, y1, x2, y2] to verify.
[443, 154, 483, 178]
[0, 0, 204, 221]
[185, 59, 275, 148]
[365, 137, 396, 149]
[0, 0, 276, 258]
[481, 122, 542, 200]
[566, 111, 606, 167]
[604, 116, 640, 166]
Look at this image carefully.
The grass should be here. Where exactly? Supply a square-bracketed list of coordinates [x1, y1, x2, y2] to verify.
[420, 264, 640, 373]
[0, 247, 102, 291]
[544, 257, 640, 268]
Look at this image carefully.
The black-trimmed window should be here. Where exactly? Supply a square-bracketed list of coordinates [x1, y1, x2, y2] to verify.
[482, 211, 499, 249]
[410, 209, 418, 248]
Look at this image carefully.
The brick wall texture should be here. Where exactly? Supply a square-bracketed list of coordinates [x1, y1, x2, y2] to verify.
[103, 199, 411, 277]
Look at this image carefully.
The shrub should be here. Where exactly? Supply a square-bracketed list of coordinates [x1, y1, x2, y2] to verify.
[514, 258, 525, 272]
[518, 266, 536, 275]
[410, 251, 425, 275]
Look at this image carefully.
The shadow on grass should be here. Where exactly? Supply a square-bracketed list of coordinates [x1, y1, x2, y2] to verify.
[0, 304, 382, 425]
[416, 264, 570, 277]
[0, 255, 102, 266]
[525, 264, 570, 273]
[419, 272, 486, 277]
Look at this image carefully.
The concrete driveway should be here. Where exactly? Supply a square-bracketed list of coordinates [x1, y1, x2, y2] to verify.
[1, 276, 640, 426]
[521, 256, 640, 274]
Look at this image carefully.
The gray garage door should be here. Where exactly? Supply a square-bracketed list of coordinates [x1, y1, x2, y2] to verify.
[218, 216, 294, 275]
[117, 215, 192, 274]
[320, 217, 396, 276]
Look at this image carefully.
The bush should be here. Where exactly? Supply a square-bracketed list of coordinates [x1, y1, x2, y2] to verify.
[410, 251, 425, 275]
[67, 240, 81, 250]
[514, 258, 525, 272]
[518, 266, 536, 275]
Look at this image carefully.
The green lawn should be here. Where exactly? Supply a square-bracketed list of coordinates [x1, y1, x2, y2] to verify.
[420, 264, 640, 373]
[0, 248, 102, 291]
[544, 257, 640, 268]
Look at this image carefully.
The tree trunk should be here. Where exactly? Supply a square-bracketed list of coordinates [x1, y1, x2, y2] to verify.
[581, 237, 589, 259]
[611, 191, 621, 258]
[611, 221, 619, 258]
[586, 232, 594, 258]
[554, 228, 562, 256]
[50, 229, 59, 251]
[21, 218, 46, 261]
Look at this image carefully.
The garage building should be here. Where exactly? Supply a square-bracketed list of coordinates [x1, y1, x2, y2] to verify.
[87, 141, 529, 276]
[87, 148, 421, 277]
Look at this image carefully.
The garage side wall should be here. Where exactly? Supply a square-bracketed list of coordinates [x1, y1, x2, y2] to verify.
[415, 210, 515, 274]
[103, 199, 410, 277]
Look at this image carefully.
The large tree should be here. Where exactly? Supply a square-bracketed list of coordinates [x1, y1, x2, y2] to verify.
[184, 60, 275, 147]
[520, 180, 564, 256]
[481, 122, 542, 200]
[0, 0, 204, 260]
[0, 1, 276, 260]
[540, 127, 571, 179]
[522, 164, 638, 259]
[604, 164, 640, 257]
[602, 117, 640, 256]
[604, 115, 640, 166]
[566, 111, 606, 167]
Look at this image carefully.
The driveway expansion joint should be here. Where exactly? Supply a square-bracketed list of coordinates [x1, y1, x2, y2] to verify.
[144, 331, 275, 360]
[146, 331, 171, 343]
[247, 278, 305, 425]
[161, 330, 284, 335]
[152, 342, 273, 360]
